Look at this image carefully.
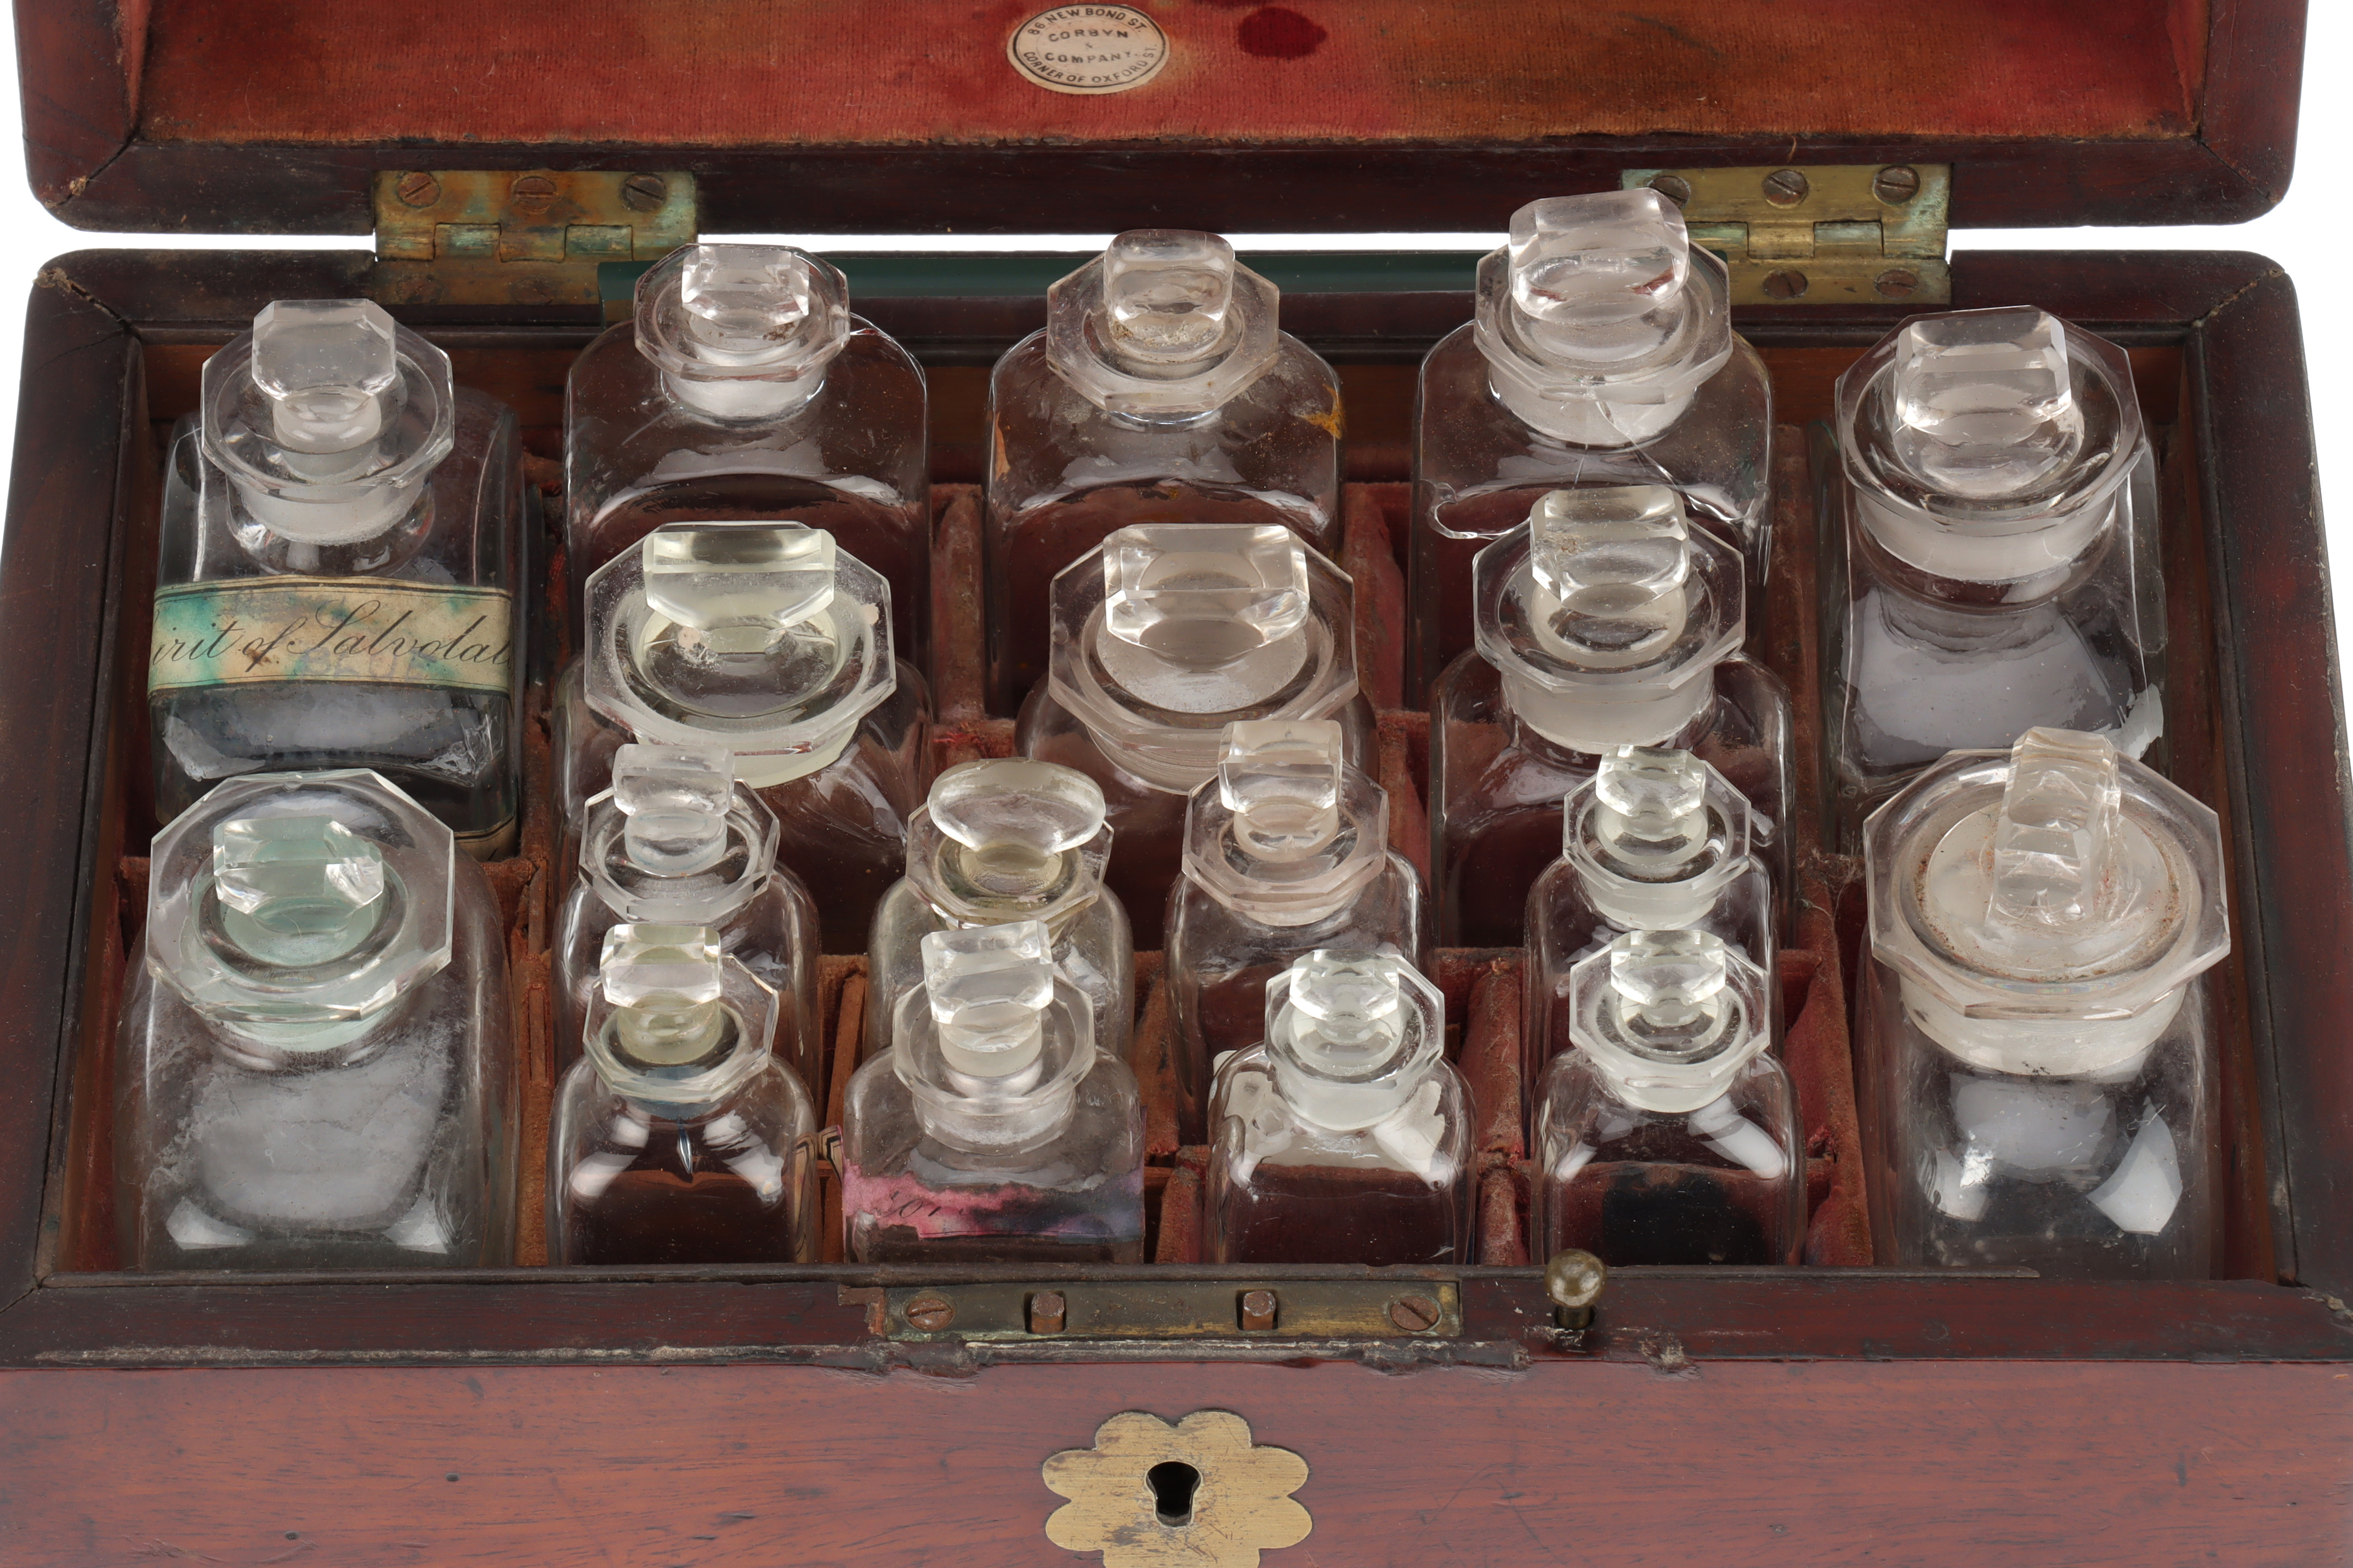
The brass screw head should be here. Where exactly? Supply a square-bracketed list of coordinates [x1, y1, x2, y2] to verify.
[904, 1293, 956, 1332]
[1646, 173, 1693, 208]
[1028, 1291, 1068, 1335]
[1388, 1294, 1442, 1333]
[1545, 1250, 1608, 1310]
[1238, 1289, 1278, 1332]
[1761, 168, 1810, 208]
[1874, 268, 1922, 299]
[1761, 269, 1809, 301]
[621, 174, 669, 214]
[509, 174, 559, 215]
[394, 172, 442, 209]
[1872, 165, 1922, 206]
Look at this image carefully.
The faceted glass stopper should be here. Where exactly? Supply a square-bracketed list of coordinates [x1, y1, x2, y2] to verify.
[600, 922, 726, 1063]
[922, 921, 1056, 1077]
[1588, 745, 1709, 867]
[641, 524, 837, 651]
[1274, 949, 1443, 1077]
[1101, 230, 1237, 365]
[1891, 306, 2085, 499]
[1102, 524, 1310, 666]
[1607, 930, 1731, 1046]
[1528, 487, 1692, 659]
[212, 814, 387, 966]
[1990, 727, 2134, 933]
[613, 742, 735, 877]
[679, 247, 815, 361]
[928, 759, 1107, 856]
[1507, 190, 1690, 360]
[250, 299, 399, 455]
[1218, 719, 1344, 858]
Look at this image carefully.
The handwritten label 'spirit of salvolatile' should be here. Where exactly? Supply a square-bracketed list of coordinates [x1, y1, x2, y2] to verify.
[150, 577, 515, 695]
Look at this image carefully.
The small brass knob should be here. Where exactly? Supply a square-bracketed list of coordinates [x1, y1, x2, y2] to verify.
[1545, 1250, 1607, 1331]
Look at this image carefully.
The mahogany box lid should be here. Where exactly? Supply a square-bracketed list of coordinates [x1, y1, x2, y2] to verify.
[13, 0, 2307, 236]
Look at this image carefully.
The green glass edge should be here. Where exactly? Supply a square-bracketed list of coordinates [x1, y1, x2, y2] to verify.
[600, 250, 1482, 305]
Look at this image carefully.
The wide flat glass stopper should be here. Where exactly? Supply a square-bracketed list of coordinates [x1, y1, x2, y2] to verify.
[922, 922, 1056, 1077]
[642, 524, 837, 650]
[1528, 487, 1692, 660]
[212, 814, 387, 965]
[251, 299, 399, 455]
[928, 760, 1106, 855]
[1102, 523, 1310, 666]
[613, 742, 736, 877]
[1891, 306, 2084, 498]
[1218, 719, 1344, 857]
[679, 247, 817, 362]
[1507, 190, 1690, 357]
[1102, 230, 1237, 364]
[1990, 727, 2133, 932]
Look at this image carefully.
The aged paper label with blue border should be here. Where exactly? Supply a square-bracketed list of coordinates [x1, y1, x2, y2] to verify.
[150, 577, 515, 695]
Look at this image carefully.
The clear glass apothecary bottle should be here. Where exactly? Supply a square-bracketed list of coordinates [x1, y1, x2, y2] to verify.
[150, 300, 527, 856]
[1167, 720, 1430, 1144]
[1017, 521, 1368, 947]
[1524, 745, 1775, 1096]
[548, 923, 817, 1267]
[1859, 728, 2229, 1277]
[867, 758, 1134, 1067]
[1825, 305, 2163, 845]
[1431, 484, 1790, 948]
[842, 922, 1145, 1263]
[986, 231, 1342, 708]
[1532, 930, 1801, 1268]
[565, 243, 929, 662]
[116, 769, 515, 1269]
[1410, 189, 1770, 699]
[555, 740, 821, 1085]
[554, 521, 933, 951]
[1206, 950, 1473, 1265]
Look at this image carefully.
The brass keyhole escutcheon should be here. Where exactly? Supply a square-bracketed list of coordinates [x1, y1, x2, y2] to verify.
[1044, 1410, 1310, 1566]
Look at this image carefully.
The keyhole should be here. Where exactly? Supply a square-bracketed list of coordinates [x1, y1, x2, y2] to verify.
[1146, 1461, 1201, 1527]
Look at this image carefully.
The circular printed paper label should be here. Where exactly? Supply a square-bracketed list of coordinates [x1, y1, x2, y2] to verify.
[1007, 5, 1169, 95]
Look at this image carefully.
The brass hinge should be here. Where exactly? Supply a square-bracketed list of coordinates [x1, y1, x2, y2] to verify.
[370, 170, 698, 309]
[1620, 164, 1950, 307]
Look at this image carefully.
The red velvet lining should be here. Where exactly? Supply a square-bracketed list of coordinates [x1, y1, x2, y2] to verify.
[133, 0, 2207, 150]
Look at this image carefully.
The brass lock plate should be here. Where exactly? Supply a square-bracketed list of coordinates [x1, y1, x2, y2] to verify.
[883, 1280, 1462, 1341]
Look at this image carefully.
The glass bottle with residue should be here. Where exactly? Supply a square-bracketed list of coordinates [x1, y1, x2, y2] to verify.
[548, 923, 818, 1267]
[842, 922, 1146, 1263]
[555, 741, 822, 1085]
[150, 300, 528, 855]
[1431, 485, 1789, 949]
[1532, 930, 1801, 1268]
[1017, 522, 1367, 947]
[1525, 745, 1776, 1096]
[116, 770, 515, 1269]
[1206, 950, 1473, 1265]
[1825, 306, 2163, 846]
[867, 759, 1134, 1068]
[986, 231, 1342, 708]
[1409, 190, 1770, 699]
[1167, 721, 1431, 1144]
[554, 521, 933, 951]
[565, 243, 929, 662]
[1858, 728, 2229, 1278]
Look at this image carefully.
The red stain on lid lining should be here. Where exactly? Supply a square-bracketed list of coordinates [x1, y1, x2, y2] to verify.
[1237, 7, 1328, 58]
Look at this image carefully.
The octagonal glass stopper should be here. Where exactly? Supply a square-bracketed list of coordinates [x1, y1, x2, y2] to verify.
[1528, 487, 1693, 664]
[1507, 191, 1692, 362]
[212, 815, 387, 967]
[1988, 727, 2136, 937]
[1103, 231, 1237, 366]
[1588, 746, 1711, 873]
[251, 300, 401, 461]
[1891, 306, 2085, 499]
[1103, 524, 1310, 668]
[1605, 930, 1732, 1053]
[600, 922, 728, 1065]
[929, 760, 1107, 857]
[923, 922, 1057, 1080]
[1219, 720, 1344, 859]
[613, 742, 736, 879]
[642, 524, 837, 655]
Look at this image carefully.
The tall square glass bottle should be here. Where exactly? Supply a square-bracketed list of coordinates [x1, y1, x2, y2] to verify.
[150, 300, 528, 856]
[987, 232, 1341, 708]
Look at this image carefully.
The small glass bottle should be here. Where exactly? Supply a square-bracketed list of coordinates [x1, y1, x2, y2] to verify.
[1167, 720, 1431, 1144]
[867, 758, 1134, 1067]
[1410, 190, 1770, 699]
[1431, 485, 1791, 948]
[1825, 306, 2163, 846]
[565, 243, 929, 661]
[1016, 521, 1367, 947]
[149, 300, 528, 855]
[986, 231, 1342, 708]
[555, 521, 933, 952]
[555, 740, 821, 1085]
[1532, 930, 1801, 1268]
[1206, 950, 1474, 1265]
[1859, 727, 2230, 1278]
[548, 923, 817, 1267]
[1525, 745, 1775, 1093]
[116, 770, 515, 1269]
[842, 922, 1146, 1263]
